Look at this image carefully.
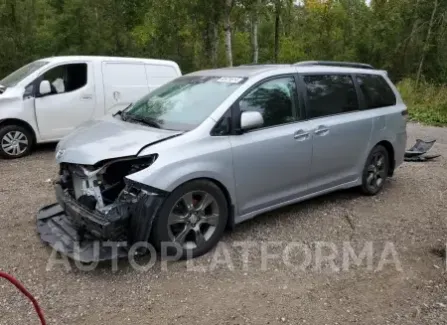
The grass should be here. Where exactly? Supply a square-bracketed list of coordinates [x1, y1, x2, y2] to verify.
[397, 78, 447, 126]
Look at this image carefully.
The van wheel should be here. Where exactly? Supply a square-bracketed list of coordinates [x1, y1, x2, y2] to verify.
[151, 180, 228, 259]
[0, 125, 33, 159]
[361, 145, 389, 196]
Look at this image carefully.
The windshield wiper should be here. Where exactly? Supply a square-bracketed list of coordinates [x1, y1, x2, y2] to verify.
[113, 110, 123, 117]
[125, 114, 161, 129]
[114, 103, 133, 118]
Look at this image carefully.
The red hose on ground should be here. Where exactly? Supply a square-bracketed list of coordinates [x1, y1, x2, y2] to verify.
[0, 271, 46, 325]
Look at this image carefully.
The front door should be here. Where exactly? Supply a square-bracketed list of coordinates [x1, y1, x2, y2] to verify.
[230, 76, 313, 216]
[35, 62, 96, 140]
[301, 73, 373, 192]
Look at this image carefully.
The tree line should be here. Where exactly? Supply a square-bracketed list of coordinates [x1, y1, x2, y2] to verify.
[1, 0, 446, 86]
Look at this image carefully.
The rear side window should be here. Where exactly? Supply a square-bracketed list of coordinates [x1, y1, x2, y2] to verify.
[303, 74, 358, 118]
[356, 74, 396, 109]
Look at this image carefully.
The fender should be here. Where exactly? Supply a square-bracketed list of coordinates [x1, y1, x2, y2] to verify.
[0, 88, 41, 141]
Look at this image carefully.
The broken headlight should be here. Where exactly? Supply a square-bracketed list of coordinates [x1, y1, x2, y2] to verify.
[122, 178, 165, 197]
[58, 154, 158, 208]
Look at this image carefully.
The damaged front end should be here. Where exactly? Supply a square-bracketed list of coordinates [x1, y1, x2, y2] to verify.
[37, 155, 167, 262]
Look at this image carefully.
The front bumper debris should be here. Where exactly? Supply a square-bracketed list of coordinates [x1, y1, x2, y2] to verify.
[37, 203, 130, 262]
[37, 184, 165, 263]
[404, 139, 441, 162]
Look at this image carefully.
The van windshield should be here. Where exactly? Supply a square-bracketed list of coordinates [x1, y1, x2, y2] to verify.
[122, 75, 246, 131]
[0, 60, 49, 88]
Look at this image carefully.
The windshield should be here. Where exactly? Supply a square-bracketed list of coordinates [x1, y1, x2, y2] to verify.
[123, 75, 247, 131]
[0, 60, 49, 88]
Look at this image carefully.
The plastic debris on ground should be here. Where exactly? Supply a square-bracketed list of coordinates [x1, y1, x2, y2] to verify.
[404, 139, 441, 162]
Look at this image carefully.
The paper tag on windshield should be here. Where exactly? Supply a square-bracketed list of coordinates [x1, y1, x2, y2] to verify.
[216, 77, 244, 84]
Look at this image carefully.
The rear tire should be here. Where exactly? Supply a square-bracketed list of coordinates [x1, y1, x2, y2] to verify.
[0, 125, 34, 159]
[151, 180, 228, 259]
[361, 145, 389, 196]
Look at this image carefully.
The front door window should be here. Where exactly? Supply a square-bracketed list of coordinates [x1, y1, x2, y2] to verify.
[39, 63, 88, 96]
[238, 76, 298, 128]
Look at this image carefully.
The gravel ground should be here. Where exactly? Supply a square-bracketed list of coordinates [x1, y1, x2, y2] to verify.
[1, 122, 447, 325]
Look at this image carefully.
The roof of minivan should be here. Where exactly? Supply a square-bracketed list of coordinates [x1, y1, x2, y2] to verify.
[37, 55, 179, 66]
[188, 64, 385, 78]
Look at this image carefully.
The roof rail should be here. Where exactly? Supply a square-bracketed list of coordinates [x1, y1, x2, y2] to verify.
[238, 63, 278, 66]
[293, 61, 374, 69]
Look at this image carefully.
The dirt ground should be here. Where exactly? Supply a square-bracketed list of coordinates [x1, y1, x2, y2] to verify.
[0, 122, 446, 325]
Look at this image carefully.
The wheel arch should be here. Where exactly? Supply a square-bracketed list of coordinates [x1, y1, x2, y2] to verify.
[375, 140, 395, 176]
[0, 118, 37, 144]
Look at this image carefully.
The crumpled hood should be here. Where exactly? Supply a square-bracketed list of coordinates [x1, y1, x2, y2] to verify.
[56, 115, 183, 165]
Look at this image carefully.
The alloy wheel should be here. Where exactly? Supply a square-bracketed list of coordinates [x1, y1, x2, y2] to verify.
[1, 131, 29, 156]
[167, 191, 220, 250]
[365, 151, 387, 192]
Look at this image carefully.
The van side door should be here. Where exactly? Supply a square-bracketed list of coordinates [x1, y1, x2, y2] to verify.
[301, 73, 373, 193]
[145, 64, 180, 92]
[34, 62, 95, 140]
[102, 62, 149, 115]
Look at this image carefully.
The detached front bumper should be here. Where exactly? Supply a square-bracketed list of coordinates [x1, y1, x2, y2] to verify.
[37, 203, 131, 262]
[37, 183, 166, 262]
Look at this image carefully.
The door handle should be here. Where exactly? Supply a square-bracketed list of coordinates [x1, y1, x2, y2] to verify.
[294, 130, 310, 141]
[81, 94, 93, 100]
[314, 125, 329, 136]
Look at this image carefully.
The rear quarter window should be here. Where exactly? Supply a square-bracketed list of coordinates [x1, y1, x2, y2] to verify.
[356, 74, 396, 109]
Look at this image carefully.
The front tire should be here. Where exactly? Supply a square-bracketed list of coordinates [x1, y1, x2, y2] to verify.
[151, 180, 228, 259]
[361, 145, 389, 196]
[0, 125, 33, 159]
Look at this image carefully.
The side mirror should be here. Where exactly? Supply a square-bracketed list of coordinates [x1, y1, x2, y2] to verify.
[240, 111, 264, 131]
[39, 80, 51, 96]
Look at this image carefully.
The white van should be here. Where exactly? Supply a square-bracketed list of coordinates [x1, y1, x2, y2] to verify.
[0, 56, 182, 158]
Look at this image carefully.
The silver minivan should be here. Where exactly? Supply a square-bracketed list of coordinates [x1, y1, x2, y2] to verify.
[37, 61, 407, 261]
